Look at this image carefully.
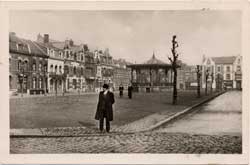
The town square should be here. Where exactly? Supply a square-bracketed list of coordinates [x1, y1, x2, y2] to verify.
[8, 10, 242, 154]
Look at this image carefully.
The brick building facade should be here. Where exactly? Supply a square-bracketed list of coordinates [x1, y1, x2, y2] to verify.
[9, 32, 49, 95]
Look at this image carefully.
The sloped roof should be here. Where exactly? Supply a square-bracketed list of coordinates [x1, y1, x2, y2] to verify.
[51, 42, 66, 50]
[9, 33, 30, 54]
[144, 54, 165, 64]
[211, 56, 236, 64]
[22, 40, 48, 57]
[36, 42, 62, 52]
[9, 33, 48, 57]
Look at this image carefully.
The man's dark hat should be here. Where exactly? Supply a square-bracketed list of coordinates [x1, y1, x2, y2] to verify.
[103, 83, 109, 89]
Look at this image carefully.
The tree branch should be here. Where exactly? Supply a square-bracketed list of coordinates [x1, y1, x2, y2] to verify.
[168, 57, 173, 64]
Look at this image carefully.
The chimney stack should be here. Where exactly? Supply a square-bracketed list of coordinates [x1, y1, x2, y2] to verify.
[10, 32, 16, 36]
[44, 34, 49, 43]
[69, 39, 74, 47]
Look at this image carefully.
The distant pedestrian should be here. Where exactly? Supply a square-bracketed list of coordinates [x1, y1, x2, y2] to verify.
[119, 83, 124, 98]
[128, 84, 133, 99]
[95, 83, 115, 133]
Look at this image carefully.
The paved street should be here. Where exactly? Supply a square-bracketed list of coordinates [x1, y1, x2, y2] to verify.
[10, 132, 241, 154]
[10, 91, 242, 154]
[156, 91, 242, 136]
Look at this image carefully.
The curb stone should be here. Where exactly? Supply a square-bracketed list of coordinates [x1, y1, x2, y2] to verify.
[10, 91, 226, 137]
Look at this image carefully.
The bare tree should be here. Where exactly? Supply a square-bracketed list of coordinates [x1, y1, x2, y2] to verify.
[196, 65, 202, 98]
[168, 35, 179, 105]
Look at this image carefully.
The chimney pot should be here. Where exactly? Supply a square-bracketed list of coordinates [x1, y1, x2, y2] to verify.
[44, 34, 49, 43]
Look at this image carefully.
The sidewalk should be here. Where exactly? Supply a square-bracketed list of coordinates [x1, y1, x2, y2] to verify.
[10, 91, 225, 137]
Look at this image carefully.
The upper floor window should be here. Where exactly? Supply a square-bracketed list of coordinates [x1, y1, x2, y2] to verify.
[226, 66, 230, 72]
[24, 60, 28, 71]
[50, 65, 53, 72]
[44, 65, 47, 72]
[55, 65, 58, 73]
[32, 63, 36, 71]
[18, 60, 21, 71]
[59, 66, 62, 73]
[38, 63, 42, 72]
[217, 66, 221, 72]
[226, 74, 231, 80]
[81, 54, 84, 61]
[64, 65, 69, 74]
[74, 54, 77, 61]
[81, 67, 84, 75]
[73, 67, 76, 75]
[207, 66, 211, 72]
[237, 66, 241, 72]
[66, 51, 69, 58]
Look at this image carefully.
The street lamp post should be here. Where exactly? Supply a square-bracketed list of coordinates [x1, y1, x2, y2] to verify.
[205, 69, 209, 95]
[43, 65, 47, 96]
[18, 61, 25, 97]
[210, 71, 214, 94]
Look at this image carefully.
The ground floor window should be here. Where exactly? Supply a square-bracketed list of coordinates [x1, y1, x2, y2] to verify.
[73, 79, 77, 89]
[32, 77, 36, 89]
[39, 78, 42, 89]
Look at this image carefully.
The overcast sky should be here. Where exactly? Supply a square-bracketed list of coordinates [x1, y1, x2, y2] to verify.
[10, 10, 241, 65]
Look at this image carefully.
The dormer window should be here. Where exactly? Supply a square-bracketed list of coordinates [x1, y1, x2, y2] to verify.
[65, 50, 69, 58]
[59, 52, 63, 58]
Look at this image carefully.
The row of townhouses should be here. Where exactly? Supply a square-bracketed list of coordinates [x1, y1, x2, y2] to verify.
[9, 32, 131, 95]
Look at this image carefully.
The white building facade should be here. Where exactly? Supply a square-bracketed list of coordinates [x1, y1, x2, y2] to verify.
[201, 55, 242, 90]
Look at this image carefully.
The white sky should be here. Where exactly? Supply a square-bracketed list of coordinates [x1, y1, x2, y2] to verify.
[9, 10, 241, 65]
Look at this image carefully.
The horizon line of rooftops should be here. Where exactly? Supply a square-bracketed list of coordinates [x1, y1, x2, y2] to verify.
[9, 32, 241, 66]
[9, 32, 135, 67]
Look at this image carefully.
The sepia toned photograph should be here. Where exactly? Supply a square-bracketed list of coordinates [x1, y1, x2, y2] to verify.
[8, 9, 243, 155]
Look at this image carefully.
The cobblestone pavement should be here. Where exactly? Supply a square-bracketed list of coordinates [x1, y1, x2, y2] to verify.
[10, 132, 241, 154]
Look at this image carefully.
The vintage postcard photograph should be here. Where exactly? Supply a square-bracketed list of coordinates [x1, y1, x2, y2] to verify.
[0, 1, 249, 164]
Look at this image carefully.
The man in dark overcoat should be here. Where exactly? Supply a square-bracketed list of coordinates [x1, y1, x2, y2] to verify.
[128, 83, 133, 99]
[95, 84, 115, 133]
[119, 83, 124, 98]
